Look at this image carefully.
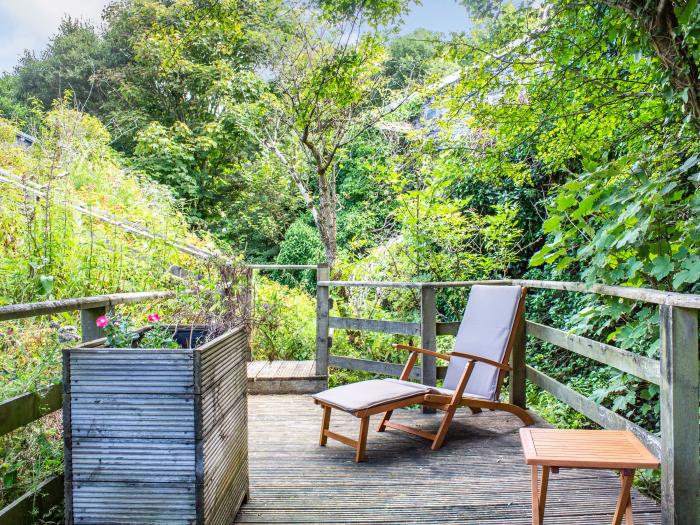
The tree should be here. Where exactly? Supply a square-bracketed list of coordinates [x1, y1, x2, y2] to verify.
[597, 0, 700, 120]
[100, 0, 278, 150]
[242, 4, 405, 266]
[426, 1, 700, 437]
[384, 28, 446, 89]
[13, 17, 107, 115]
[460, 0, 700, 122]
[94, 0, 305, 259]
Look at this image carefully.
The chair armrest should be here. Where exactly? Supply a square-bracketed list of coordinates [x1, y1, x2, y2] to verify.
[449, 351, 511, 371]
[392, 344, 451, 361]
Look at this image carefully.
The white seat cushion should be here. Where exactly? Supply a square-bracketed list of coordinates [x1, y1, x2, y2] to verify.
[384, 378, 455, 396]
[312, 379, 429, 413]
[443, 285, 523, 400]
[384, 378, 490, 400]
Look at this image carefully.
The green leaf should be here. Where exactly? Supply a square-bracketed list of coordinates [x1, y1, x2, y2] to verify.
[624, 258, 643, 279]
[572, 195, 596, 218]
[556, 194, 577, 211]
[678, 0, 698, 26]
[650, 255, 673, 280]
[39, 275, 55, 296]
[529, 245, 552, 267]
[611, 395, 629, 412]
[672, 257, 700, 288]
[542, 215, 561, 233]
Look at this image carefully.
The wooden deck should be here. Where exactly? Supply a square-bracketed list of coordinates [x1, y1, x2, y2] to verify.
[247, 360, 326, 394]
[237, 394, 661, 524]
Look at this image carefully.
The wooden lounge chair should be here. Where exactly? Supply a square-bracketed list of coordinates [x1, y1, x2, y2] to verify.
[313, 285, 534, 461]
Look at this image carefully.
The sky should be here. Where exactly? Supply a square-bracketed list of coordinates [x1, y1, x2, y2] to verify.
[0, 0, 472, 74]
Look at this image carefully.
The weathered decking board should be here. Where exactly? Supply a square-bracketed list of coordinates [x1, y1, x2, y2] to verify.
[247, 360, 326, 394]
[237, 395, 661, 524]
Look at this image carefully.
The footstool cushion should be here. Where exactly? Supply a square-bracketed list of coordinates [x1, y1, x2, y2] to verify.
[312, 379, 429, 414]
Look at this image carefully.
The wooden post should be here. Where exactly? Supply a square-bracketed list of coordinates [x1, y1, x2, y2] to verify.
[315, 264, 330, 380]
[80, 306, 107, 343]
[420, 285, 437, 414]
[509, 306, 527, 409]
[244, 267, 254, 361]
[659, 305, 698, 525]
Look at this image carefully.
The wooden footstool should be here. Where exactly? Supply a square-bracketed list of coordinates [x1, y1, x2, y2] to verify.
[519, 428, 659, 525]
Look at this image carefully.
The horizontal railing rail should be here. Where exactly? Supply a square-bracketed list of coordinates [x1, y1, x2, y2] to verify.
[318, 279, 700, 308]
[316, 279, 698, 524]
[248, 264, 319, 270]
[328, 316, 421, 336]
[0, 290, 176, 322]
[525, 320, 661, 385]
[0, 384, 63, 438]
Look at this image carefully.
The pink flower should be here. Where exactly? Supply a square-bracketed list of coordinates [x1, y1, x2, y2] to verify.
[95, 315, 109, 328]
[147, 313, 161, 323]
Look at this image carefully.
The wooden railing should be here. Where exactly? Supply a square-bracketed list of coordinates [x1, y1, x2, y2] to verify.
[316, 279, 699, 525]
[0, 290, 177, 525]
[2, 272, 696, 524]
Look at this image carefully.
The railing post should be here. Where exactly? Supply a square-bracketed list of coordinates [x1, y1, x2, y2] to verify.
[244, 267, 254, 361]
[659, 305, 698, 525]
[315, 264, 330, 381]
[509, 308, 527, 409]
[420, 285, 437, 414]
[80, 306, 107, 343]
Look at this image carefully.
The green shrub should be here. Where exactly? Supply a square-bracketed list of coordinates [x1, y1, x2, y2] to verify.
[251, 277, 316, 361]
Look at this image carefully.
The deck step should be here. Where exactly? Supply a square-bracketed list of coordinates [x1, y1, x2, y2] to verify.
[247, 360, 327, 394]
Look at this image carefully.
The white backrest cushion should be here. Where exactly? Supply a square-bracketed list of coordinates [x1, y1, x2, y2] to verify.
[442, 285, 522, 400]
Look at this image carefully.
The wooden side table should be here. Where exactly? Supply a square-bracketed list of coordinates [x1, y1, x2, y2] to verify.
[519, 428, 659, 525]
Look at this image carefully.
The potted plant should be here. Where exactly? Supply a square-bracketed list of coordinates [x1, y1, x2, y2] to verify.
[63, 312, 249, 525]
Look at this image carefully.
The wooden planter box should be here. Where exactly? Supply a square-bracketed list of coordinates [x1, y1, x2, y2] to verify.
[63, 325, 249, 525]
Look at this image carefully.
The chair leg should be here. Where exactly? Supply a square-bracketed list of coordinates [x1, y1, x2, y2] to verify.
[431, 406, 456, 450]
[356, 416, 370, 462]
[319, 405, 331, 446]
[376, 410, 393, 432]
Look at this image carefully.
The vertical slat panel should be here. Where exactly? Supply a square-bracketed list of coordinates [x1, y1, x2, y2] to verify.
[200, 326, 249, 525]
[659, 305, 699, 525]
[65, 343, 197, 524]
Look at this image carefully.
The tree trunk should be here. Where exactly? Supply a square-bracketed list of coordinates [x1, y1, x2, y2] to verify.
[316, 167, 338, 267]
[600, 0, 700, 120]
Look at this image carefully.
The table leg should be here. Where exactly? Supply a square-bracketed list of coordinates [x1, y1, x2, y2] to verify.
[539, 466, 550, 522]
[612, 470, 634, 525]
[531, 466, 540, 525]
[531, 466, 549, 525]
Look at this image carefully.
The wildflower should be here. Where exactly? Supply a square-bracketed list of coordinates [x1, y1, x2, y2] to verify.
[95, 315, 109, 328]
[147, 313, 162, 323]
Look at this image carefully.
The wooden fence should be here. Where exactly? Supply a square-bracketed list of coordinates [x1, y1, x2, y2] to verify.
[316, 278, 699, 525]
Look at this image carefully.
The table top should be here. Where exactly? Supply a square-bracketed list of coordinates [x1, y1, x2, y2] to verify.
[519, 428, 660, 469]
